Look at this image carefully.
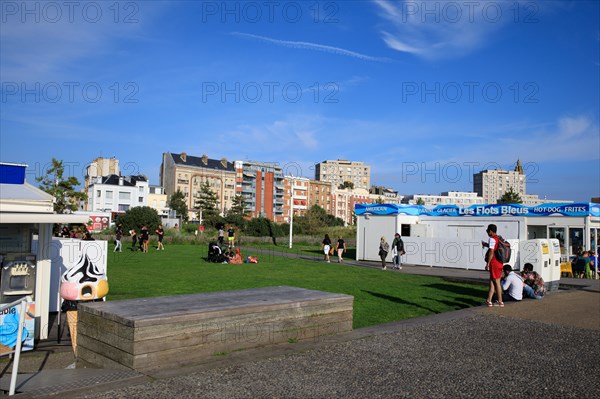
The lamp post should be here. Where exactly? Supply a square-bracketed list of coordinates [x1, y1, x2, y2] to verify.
[289, 177, 294, 249]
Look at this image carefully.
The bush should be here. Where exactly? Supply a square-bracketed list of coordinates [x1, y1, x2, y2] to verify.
[118, 206, 161, 234]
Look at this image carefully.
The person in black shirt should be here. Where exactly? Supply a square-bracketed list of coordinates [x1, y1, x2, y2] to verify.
[336, 237, 346, 263]
[156, 225, 165, 250]
[322, 234, 332, 263]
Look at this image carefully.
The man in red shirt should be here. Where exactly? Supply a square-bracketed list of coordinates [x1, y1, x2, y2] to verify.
[482, 224, 504, 307]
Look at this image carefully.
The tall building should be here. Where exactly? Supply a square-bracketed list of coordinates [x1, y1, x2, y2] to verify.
[308, 180, 334, 214]
[160, 152, 236, 220]
[283, 176, 310, 221]
[314, 160, 370, 190]
[235, 161, 284, 221]
[473, 160, 526, 204]
[83, 157, 120, 210]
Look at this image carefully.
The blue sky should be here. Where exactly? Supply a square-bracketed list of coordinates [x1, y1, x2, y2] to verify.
[1, 0, 598, 202]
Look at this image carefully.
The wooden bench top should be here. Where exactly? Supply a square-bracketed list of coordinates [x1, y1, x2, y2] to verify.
[78, 286, 353, 328]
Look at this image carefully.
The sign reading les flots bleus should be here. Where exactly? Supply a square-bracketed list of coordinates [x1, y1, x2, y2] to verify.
[355, 203, 599, 217]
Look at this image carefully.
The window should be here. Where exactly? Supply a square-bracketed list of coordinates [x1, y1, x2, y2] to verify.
[139, 186, 144, 192]
[106, 191, 113, 199]
[119, 192, 130, 200]
[118, 204, 130, 212]
[96, 190, 101, 198]
[139, 197, 143, 202]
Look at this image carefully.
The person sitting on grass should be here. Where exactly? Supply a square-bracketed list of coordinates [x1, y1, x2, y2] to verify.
[520, 263, 545, 299]
[501, 264, 523, 303]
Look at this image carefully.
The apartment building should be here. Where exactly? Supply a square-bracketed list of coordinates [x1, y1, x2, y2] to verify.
[160, 152, 236, 219]
[315, 160, 370, 190]
[283, 176, 310, 221]
[473, 160, 526, 204]
[86, 175, 148, 213]
[235, 161, 285, 221]
[308, 180, 334, 214]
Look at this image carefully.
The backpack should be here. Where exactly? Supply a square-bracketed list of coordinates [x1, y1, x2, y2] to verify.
[495, 236, 512, 263]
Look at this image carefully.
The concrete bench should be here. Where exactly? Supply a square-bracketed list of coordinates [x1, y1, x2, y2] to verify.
[76, 286, 353, 372]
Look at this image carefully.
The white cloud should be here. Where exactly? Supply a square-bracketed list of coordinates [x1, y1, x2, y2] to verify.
[372, 0, 513, 59]
[231, 32, 389, 62]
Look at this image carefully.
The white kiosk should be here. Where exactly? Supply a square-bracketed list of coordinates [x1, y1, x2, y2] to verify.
[355, 203, 600, 276]
[0, 163, 88, 341]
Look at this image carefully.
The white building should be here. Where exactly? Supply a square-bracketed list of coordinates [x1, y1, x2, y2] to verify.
[403, 191, 483, 206]
[86, 175, 149, 213]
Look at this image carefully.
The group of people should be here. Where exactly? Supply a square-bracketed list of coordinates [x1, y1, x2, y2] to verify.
[59, 225, 94, 241]
[124, 224, 164, 253]
[483, 223, 546, 307]
[217, 225, 236, 248]
[321, 234, 347, 263]
[378, 234, 405, 270]
[571, 248, 597, 279]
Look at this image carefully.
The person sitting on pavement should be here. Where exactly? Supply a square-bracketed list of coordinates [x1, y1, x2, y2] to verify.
[520, 262, 545, 299]
[501, 264, 523, 302]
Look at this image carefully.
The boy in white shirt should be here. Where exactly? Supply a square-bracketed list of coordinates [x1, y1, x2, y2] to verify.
[501, 264, 523, 302]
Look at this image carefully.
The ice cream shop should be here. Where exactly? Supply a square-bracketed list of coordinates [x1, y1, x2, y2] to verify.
[0, 163, 108, 351]
[355, 202, 600, 271]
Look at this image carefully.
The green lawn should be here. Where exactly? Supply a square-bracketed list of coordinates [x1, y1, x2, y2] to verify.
[107, 244, 487, 329]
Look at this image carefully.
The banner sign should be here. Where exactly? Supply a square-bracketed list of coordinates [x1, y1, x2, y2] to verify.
[355, 203, 598, 217]
[0, 302, 35, 354]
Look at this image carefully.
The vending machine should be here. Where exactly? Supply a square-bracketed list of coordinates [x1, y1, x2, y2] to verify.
[519, 239, 554, 285]
[547, 238, 562, 291]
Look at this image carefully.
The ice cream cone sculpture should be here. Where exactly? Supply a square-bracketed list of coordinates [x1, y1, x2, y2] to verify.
[60, 252, 109, 354]
[66, 310, 78, 354]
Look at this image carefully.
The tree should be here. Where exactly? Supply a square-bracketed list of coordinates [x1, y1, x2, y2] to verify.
[228, 195, 247, 218]
[36, 158, 87, 213]
[117, 206, 161, 234]
[498, 187, 523, 204]
[415, 198, 425, 205]
[168, 190, 189, 223]
[195, 181, 220, 227]
[338, 181, 354, 190]
[375, 196, 385, 204]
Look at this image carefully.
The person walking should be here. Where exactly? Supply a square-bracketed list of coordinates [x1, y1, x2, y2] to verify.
[482, 224, 504, 307]
[379, 236, 389, 270]
[130, 229, 137, 251]
[336, 236, 346, 263]
[141, 226, 149, 253]
[391, 233, 404, 270]
[114, 223, 123, 252]
[156, 225, 165, 250]
[218, 226, 225, 246]
[321, 234, 332, 263]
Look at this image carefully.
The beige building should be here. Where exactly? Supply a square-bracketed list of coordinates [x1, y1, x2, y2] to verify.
[160, 152, 236, 220]
[83, 157, 120, 210]
[315, 160, 370, 190]
[147, 185, 169, 217]
[473, 160, 526, 204]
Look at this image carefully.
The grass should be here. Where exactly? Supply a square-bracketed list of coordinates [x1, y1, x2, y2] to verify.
[107, 243, 487, 329]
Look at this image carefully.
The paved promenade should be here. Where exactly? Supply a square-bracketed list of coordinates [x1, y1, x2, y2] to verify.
[2, 260, 599, 398]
